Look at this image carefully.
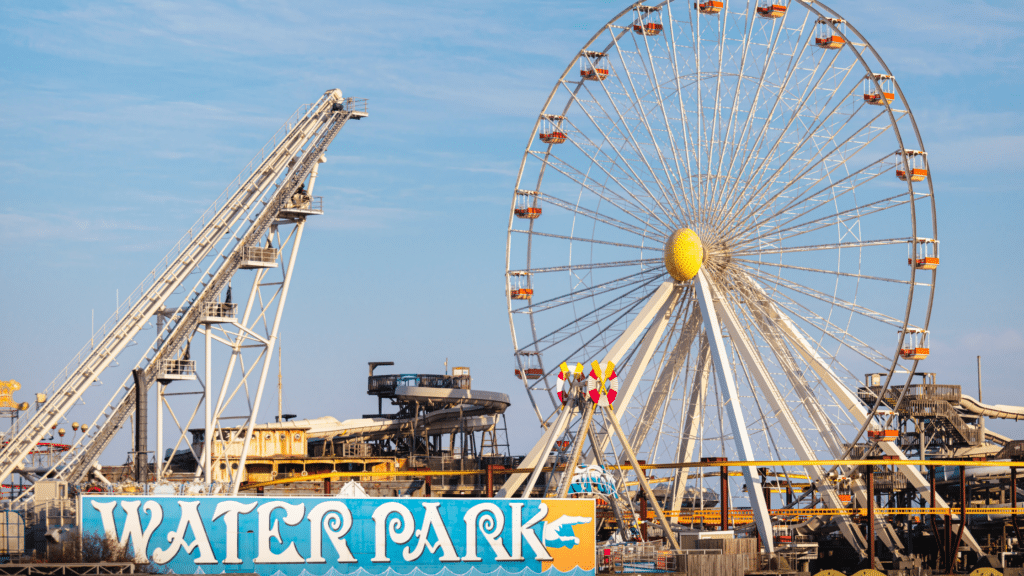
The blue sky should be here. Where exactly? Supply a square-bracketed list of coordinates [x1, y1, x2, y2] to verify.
[1, 0, 1022, 461]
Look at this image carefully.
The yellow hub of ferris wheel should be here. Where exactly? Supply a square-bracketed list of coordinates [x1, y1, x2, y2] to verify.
[663, 228, 704, 282]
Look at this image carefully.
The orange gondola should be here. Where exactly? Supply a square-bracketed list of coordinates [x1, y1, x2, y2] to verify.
[908, 238, 939, 270]
[695, 1, 724, 14]
[756, 1, 787, 18]
[863, 73, 896, 106]
[633, 4, 663, 35]
[514, 189, 542, 219]
[896, 149, 927, 182]
[815, 18, 846, 49]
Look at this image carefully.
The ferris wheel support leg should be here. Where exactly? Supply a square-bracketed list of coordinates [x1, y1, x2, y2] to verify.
[670, 337, 710, 513]
[499, 400, 576, 498]
[556, 402, 596, 498]
[230, 221, 307, 496]
[584, 282, 677, 463]
[715, 296, 868, 558]
[603, 282, 677, 368]
[585, 424, 632, 543]
[601, 404, 682, 554]
[763, 295, 982, 556]
[625, 301, 698, 450]
[694, 270, 775, 553]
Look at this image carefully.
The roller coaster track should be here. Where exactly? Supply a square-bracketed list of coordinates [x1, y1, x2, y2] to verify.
[0, 90, 365, 509]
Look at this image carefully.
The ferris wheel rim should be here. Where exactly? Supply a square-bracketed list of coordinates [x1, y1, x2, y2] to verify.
[506, 0, 938, 480]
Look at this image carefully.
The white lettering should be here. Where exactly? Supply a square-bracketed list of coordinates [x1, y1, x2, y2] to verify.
[90, 500, 163, 561]
[255, 501, 306, 564]
[152, 501, 217, 564]
[306, 501, 356, 564]
[213, 501, 257, 564]
[371, 502, 414, 563]
[510, 503, 552, 561]
[403, 503, 460, 562]
[463, 503, 512, 562]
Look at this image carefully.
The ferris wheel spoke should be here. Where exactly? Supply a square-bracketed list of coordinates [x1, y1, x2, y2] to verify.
[734, 258, 916, 286]
[725, 116, 896, 236]
[735, 237, 910, 256]
[711, 17, 821, 223]
[731, 152, 895, 241]
[521, 273, 665, 353]
[749, 284, 893, 370]
[609, 35, 689, 219]
[626, 303, 700, 451]
[533, 150, 672, 229]
[519, 258, 662, 275]
[511, 228, 659, 252]
[632, 21, 698, 219]
[701, 0, 741, 211]
[721, 84, 878, 232]
[739, 267, 904, 328]
[712, 10, 798, 218]
[535, 188, 662, 239]
[536, 294, 655, 379]
[736, 108, 893, 233]
[665, 5, 702, 211]
[573, 75, 684, 227]
[741, 190, 911, 248]
[559, 84, 681, 229]
[732, 292, 851, 457]
[512, 268, 664, 315]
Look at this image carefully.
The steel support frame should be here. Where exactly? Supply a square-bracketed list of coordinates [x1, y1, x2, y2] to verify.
[715, 292, 867, 557]
[759, 281, 983, 555]
[694, 269, 774, 553]
[0, 92, 355, 509]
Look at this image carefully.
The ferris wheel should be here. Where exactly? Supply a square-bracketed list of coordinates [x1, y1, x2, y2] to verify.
[505, 0, 946, 554]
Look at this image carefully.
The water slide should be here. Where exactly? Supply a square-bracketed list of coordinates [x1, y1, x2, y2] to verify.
[269, 386, 511, 443]
[959, 394, 1024, 421]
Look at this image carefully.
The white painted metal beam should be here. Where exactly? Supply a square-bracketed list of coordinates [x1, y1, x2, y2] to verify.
[759, 282, 982, 555]
[694, 269, 774, 552]
[715, 294, 867, 557]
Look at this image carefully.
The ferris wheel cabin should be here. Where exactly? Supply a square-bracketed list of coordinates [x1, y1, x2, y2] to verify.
[899, 328, 930, 361]
[695, 1, 724, 14]
[815, 18, 847, 49]
[864, 74, 896, 106]
[508, 271, 534, 300]
[538, 114, 567, 144]
[579, 51, 609, 81]
[896, 149, 928, 182]
[513, 189, 542, 219]
[756, 1, 787, 18]
[909, 238, 939, 270]
[514, 351, 543, 380]
[633, 5, 663, 35]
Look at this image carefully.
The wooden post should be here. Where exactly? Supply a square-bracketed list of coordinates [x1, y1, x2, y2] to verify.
[702, 457, 729, 531]
[324, 476, 331, 496]
[487, 465, 495, 498]
[951, 466, 967, 574]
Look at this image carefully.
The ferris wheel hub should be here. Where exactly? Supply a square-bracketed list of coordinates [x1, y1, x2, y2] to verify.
[664, 228, 704, 282]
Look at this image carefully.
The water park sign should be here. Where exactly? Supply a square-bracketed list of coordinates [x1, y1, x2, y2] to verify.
[79, 495, 595, 576]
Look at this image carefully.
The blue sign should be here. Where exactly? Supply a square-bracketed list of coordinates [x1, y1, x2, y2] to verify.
[79, 495, 595, 576]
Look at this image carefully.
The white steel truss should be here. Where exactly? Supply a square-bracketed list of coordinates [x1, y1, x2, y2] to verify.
[1, 90, 366, 509]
